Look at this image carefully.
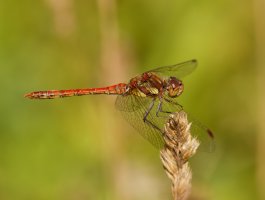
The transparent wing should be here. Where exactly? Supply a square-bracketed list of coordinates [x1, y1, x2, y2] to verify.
[148, 59, 197, 78]
[115, 95, 165, 148]
[115, 94, 214, 151]
[185, 111, 215, 152]
[157, 98, 214, 152]
[115, 92, 150, 112]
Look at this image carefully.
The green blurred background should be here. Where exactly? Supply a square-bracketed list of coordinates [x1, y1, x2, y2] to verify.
[1, 0, 264, 199]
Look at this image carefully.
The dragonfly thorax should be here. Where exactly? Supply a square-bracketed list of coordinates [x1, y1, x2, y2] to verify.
[165, 77, 184, 98]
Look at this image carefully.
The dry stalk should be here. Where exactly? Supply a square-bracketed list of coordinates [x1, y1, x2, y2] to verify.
[160, 111, 200, 200]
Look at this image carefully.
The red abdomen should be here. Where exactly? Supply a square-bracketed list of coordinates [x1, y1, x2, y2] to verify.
[25, 83, 127, 99]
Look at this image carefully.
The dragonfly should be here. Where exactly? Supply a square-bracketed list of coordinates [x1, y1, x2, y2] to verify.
[25, 59, 214, 151]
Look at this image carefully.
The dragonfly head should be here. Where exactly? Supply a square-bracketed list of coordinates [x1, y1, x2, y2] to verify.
[166, 77, 184, 98]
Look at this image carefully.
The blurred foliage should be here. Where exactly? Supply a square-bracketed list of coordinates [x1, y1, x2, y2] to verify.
[0, 0, 260, 199]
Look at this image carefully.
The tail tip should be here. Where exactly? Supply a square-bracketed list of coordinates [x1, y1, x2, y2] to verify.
[24, 92, 33, 99]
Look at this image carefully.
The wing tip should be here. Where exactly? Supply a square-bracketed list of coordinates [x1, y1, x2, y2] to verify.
[191, 59, 198, 65]
[207, 128, 214, 139]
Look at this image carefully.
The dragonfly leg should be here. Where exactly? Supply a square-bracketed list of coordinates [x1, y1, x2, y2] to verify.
[156, 100, 171, 117]
[155, 98, 183, 118]
[143, 98, 162, 132]
[163, 97, 183, 110]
